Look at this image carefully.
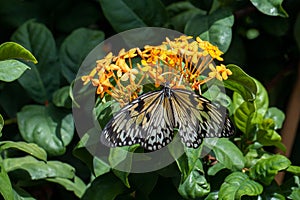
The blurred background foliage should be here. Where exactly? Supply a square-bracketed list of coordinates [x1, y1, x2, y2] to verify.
[0, 0, 300, 199]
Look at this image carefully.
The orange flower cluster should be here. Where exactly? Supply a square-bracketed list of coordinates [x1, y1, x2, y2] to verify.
[82, 35, 232, 106]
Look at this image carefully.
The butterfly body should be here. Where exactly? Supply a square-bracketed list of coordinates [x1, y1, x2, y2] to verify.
[101, 85, 234, 151]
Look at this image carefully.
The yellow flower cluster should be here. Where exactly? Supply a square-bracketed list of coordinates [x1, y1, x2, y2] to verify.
[82, 36, 232, 106]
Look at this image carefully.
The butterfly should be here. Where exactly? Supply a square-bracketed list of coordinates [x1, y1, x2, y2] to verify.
[101, 84, 234, 151]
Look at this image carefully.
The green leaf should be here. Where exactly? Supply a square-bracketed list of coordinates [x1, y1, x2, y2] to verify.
[0, 60, 30, 82]
[264, 107, 285, 129]
[166, 2, 206, 32]
[204, 191, 218, 200]
[11, 20, 59, 103]
[219, 172, 263, 199]
[234, 100, 255, 134]
[225, 64, 257, 101]
[52, 86, 72, 108]
[99, 0, 167, 32]
[0, 160, 14, 200]
[256, 129, 285, 151]
[17, 105, 74, 156]
[82, 173, 127, 200]
[60, 28, 105, 83]
[0, 42, 37, 63]
[249, 155, 291, 185]
[289, 188, 300, 200]
[253, 79, 269, 116]
[3, 156, 75, 180]
[93, 156, 111, 177]
[250, 0, 288, 17]
[178, 157, 210, 199]
[185, 8, 234, 52]
[207, 162, 226, 176]
[286, 165, 300, 175]
[209, 139, 245, 173]
[175, 146, 210, 198]
[46, 176, 86, 198]
[0, 141, 47, 161]
[233, 78, 269, 134]
[108, 145, 139, 170]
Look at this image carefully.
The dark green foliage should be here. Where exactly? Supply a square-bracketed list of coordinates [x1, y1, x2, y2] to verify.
[0, 0, 300, 199]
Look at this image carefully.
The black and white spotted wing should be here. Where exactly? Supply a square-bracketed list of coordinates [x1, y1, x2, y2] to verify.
[101, 85, 234, 151]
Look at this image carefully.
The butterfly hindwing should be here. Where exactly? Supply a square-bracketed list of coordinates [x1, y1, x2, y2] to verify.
[170, 89, 234, 148]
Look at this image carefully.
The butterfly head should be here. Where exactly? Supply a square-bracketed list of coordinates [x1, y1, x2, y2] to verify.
[163, 83, 172, 98]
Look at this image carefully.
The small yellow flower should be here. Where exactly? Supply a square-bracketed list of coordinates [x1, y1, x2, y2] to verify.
[208, 64, 232, 81]
[82, 35, 233, 104]
[196, 37, 224, 61]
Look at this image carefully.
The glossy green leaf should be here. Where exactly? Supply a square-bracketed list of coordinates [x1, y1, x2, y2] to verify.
[82, 173, 127, 200]
[204, 191, 218, 200]
[0, 60, 30, 82]
[17, 105, 74, 156]
[289, 177, 300, 199]
[167, 2, 206, 32]
[0, 141, 47, 161]
[245, 111, 264, 138]
[207, 162, 226, 176]
[249, 155, 291, 185]
[46, 176, 86, 198]
[60, 28, 105, 83]
[93, 156, 111, 177]
[289, 188, 300, 200]
[286, 165, 300, 175]
[174, 145, 203, 179]
[3, 156, 75, 180]
[0, 160, 14, 200]
[256, 129, 285, 151]
[178, 160, 210, 199]
[233, 78, 269, 133]
[108, 145, 139, 170]
[252, 79, 269, 116]
[233, 100, 255, 134]
[185, 8, 234, 52]
[225, 64, 257, 101]
[265, 107, 285, 129]
[250, 0, 288, 17]
[11, 21, 59, 103]
[219, 172, 263, 199]
[99, 0, 167, 32]
[52, 86, 72, 108]
[0, 42, 37, 63]
[109, 145, 139, 188]
[112, 169, 130, 188]
[210, 139, 245, 173]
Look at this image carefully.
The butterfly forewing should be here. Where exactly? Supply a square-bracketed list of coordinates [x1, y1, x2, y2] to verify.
[101, 89, 175, 151]
[101, 85, 234, 151]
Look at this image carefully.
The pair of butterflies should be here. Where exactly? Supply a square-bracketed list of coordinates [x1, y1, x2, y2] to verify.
[101, 84, 234, 151]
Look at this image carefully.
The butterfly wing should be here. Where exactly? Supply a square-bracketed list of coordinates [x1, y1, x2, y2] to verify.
[101, 89, 175, 151]
[170, 89, 234, 148]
